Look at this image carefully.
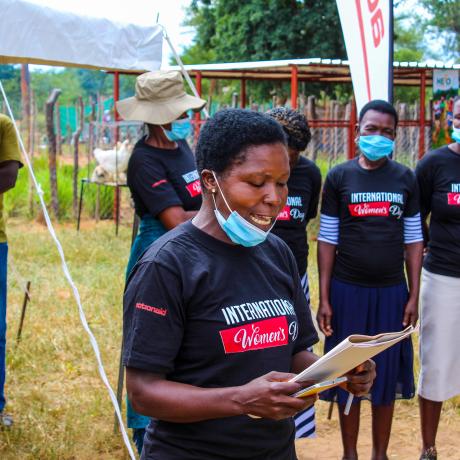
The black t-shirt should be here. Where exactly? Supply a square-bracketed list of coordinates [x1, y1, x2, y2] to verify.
[123, 221, 318, 460]
[320, 158, 420, 286]
[272, 156, 321, 276]
[416, 146, 460, 277]
[127, 138, 202, 219]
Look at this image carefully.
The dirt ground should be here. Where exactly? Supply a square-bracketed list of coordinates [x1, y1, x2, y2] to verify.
[296, 400, 460, 459]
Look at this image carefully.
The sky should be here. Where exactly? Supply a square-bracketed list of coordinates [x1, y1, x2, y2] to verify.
[26, 0, 193, 69]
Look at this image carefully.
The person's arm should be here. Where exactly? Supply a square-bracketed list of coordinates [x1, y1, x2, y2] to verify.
[0, 160, 20, 194]
[402, 170, 425, 327]
[403, 241, 423, 327]
[317, 240, 336, 336]
[415, 156, 433, 252]
[126, 368, 313, 422]
[157, 206, 197, 230]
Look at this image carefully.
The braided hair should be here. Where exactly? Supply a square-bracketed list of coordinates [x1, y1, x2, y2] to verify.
[266, 107, 311, 152]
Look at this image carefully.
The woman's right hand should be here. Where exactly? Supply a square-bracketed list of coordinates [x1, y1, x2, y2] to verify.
[317, 301, 334, 337]
[234, 371, 316, 420]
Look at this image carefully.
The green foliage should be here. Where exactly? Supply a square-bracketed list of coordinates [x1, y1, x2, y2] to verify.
[393, 16, 427, 103]
[420, 0, 460, 60]
[4, 154, 114, 221]
[184, 0, 346, 63]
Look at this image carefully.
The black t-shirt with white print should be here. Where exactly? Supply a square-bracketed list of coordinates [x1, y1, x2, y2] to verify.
[416, 146, 460, 277]
[272, 156, 322, 277]
[320, 158, 420, 287]
[123, 221, 318, 460]
[127, 138, 202, 219]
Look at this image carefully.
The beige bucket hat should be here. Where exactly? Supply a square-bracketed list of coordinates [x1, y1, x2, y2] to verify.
[116, 70, 206, 125]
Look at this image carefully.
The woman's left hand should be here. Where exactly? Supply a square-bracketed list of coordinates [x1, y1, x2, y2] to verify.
[403, 297, 418, 327]
[343, 360, 376, 397]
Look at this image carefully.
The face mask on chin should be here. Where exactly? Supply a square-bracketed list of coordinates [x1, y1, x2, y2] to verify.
[163, 118, 192, 141]
[358, 134, 394, 161]
[211, 171, 276, 247]
[451, 127, 460, 144]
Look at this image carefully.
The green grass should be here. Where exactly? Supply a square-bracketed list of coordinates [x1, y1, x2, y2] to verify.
[2, 218, 131, 459]
[4, 153, 114, 221]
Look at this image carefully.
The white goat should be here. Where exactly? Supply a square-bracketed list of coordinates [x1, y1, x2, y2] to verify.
[91, 139, 132, 184]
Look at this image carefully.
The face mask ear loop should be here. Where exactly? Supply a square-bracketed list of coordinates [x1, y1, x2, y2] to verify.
[211, 171, 233, 214]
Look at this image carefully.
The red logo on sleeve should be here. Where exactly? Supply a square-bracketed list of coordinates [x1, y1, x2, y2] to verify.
[135, 302, 168, 316]
[185, 179, 202, 197]
[219, 317, 288, 354]
[277, 205, 291, 221]
[348, 201, 390, 217]
[447, 193, 460, 206]
[152, 179, 168, 188]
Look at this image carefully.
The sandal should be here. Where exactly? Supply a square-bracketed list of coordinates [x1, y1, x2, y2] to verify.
[0, 412, 13, 427]
[420, 446, 437, 460]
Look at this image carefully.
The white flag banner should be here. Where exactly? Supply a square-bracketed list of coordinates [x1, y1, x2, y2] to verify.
[336, 0, 391, 113]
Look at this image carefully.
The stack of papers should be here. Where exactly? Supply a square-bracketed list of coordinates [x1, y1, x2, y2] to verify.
[291, 325, 418, 384]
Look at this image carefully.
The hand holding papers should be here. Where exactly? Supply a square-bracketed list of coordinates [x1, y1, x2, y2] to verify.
[290, 325, 417, 385]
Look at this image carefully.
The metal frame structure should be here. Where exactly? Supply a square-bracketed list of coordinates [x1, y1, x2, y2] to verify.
[163, 58, 459, 160]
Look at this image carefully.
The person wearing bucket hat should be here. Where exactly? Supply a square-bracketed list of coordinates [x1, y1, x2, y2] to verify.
[116, 70, 206, 453]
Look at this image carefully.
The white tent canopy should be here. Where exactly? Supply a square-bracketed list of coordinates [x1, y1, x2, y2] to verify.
[0, 0, 162, 72]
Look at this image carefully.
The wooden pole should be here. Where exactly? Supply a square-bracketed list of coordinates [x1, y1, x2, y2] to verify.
[55, 101, 62, 156]
[290, 65, 298, 110]
[419, 69, 426, 159]
[16, 281, 31, 343]
[46, 88, 62, 218]
[194, 71, 202, 142]
[241, 78, 246, 108]
[347, 98, 357, 160]
[113, 73, 120, 232]
[28, 90, 36, 216]
[72, 97, 84, 218]
[20, 64, 31, 152]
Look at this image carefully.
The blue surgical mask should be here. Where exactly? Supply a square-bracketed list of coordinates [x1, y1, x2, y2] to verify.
[211, 172, 275, 247]
[452, 127, 460, 143]
[163, 118, 191, 141]
[359, 135, 394, 161]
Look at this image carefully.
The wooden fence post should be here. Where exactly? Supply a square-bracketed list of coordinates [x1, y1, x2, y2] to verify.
[72, 97, 84, 218]
[46, 88, 62, 218]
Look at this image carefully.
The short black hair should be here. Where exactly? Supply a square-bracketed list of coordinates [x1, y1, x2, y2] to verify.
[359, 99, 398, 128]
[266, 107, 311, 151]
[195, 108, 287, 175]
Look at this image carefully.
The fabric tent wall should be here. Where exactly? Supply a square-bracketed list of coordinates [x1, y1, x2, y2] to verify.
[0, 0, 162, 72]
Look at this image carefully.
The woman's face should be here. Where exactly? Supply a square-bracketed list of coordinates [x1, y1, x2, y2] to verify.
[211, 142, 290, 231]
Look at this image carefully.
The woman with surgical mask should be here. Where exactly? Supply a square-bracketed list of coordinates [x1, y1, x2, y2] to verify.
[415, 96, 460, 460]
[122, 109, 376, 460]
[317, 100, 423, 460]
[116, 70, 206, 453]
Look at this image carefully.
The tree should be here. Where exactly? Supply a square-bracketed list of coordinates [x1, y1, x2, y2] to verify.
[182, 0, 347, 103]
[420, 0, 459, 60]
[184, 0, 346, 63]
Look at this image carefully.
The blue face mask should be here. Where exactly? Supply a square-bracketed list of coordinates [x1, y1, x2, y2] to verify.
[163, 118, 192, 141]
[211, 172, 276, 247]
[452, 127, 460, 143]
[359, 135, 394, 161]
